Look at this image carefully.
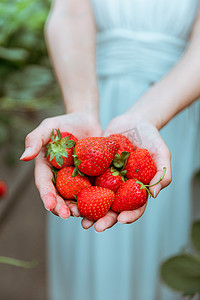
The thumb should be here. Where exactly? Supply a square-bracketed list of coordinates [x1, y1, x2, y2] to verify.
[20, 121, 52, 161]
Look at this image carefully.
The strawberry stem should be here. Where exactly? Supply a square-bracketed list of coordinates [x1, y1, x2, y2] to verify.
[145, 167, 167, 188]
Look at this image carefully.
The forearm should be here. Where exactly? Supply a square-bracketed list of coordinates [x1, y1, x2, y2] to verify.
[129, 8, 200, 130]
[45, 0, 99, 118]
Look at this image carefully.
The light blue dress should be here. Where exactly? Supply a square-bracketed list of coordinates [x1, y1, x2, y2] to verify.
[48, 1, 200, 300]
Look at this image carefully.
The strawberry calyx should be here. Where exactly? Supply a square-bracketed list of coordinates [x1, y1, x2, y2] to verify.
[72, 148, 85, 177]
[110, 166, 127, 182]
[136, 167, 167, 196]
[51, 166, 58, 185]
[45, 129, 76, 167]
[112, 151, 130, 169]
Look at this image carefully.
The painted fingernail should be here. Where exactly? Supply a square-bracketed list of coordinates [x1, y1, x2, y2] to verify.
[20, 147, 32, 160]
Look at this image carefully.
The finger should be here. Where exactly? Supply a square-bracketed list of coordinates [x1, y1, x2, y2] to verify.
[20, 119, 54, 161]
[81, 218, 95, 229]
[94, 210, 118, 232]
[149, 148, 172, 198]
[65, 200, 81, 217]
[34, 148, 57, 211]
[117, 203, 147, 224]
[51, 194, 70, 219]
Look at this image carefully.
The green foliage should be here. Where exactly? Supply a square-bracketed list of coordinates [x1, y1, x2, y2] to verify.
[0, 0, 63, 164]
[160, 221, 200, 298]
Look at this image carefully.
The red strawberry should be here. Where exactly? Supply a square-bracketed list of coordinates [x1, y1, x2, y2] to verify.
[94, 167, 126, 193]
[108, 134, 134, 155]
[56, 166, 91, 200]
[0, 181, 8, 198]
[125, 148, 156, 184]
[77, 186, 115, 221]
[111, 179, 148, 212]
[73, 137, 119, 176]
[108, 134, 134, 169]
[45, 129, 77, 169]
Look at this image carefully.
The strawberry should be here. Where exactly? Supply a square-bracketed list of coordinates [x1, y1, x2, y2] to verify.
[108, 134, 134, 155]
[111, 179, 148, 212]
[125, 148, 156, 184]
[0, 181, 8, 198]
[111, 167, 166, 212]
[108, 134, 134, 169]
[77, 186, 115, 221]
[45, 129, 77, 169]
[94, 167, 126, 193]
[56, 166, 91, 200]
[73, 137, 119, 176]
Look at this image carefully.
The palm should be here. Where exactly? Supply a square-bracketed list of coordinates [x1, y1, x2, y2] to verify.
[82, 114, 171, 232]
[24, 112, 102, 219]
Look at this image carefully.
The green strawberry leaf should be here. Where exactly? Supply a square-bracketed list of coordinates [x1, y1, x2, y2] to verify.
[56, 129, 61, 140]
[45, 147, 51, 158]
[110, 166, 117, 173]
[51, 166, 58, 185]
[112, 172, 119, 176]
[65, 140, 75, 148]
[55, 155, 63, 167]
[120, 151, 130, 160]
[50, 152, 55, 161]
[112, 151, 130, 169]
[121, 170, 127, 176]
[61, 151, 68, 158]
[62, 135, 71, 142]
[72, 167, 79, 177]
[78, 169, 85, 176]
[50, 129, 55, 142]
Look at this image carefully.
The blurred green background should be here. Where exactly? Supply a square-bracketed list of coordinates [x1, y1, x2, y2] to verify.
[0, 0, 63, 165]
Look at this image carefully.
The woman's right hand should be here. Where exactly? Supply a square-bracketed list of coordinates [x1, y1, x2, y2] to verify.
[20, 112, 102, 219]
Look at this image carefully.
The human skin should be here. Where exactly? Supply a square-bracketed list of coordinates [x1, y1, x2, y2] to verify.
[21, 0, 200, 232]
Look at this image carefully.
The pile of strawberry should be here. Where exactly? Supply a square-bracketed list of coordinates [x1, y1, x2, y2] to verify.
[45, 129, 164, 221]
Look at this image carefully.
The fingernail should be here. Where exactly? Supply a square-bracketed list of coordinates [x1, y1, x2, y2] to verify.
[118, 215, 127, 223]
[153, 183, 161, 198]
[20, 147, 32, 160]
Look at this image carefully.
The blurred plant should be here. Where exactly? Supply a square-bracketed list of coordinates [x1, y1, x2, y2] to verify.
[0, 0, 63, 165]
[160, 220, 200, 299]
[0, 256, 38, 268]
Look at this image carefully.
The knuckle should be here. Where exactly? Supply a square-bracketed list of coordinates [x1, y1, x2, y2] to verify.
[41, 117, 53, 127]
[25, 133, 32, 144]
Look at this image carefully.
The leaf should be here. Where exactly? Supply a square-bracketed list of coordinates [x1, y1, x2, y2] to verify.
[72, 168, 78, 178]
[120, 151, 130, 160]
[0, 256, 38, 269]
[4, 65, 54, 100]
[65, 140, 75, 148]
[51, 166, 58, 185]
[191, 221, 200, 253]
[55, 155, 63, 167]
[160, 253, 200, 296]
[0, 46, 29, 62]
[194, 170, 200, 180]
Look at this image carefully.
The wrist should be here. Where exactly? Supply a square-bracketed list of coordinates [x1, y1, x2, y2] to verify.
[126, 103, 162, 130]
[63, 93, 100, 121]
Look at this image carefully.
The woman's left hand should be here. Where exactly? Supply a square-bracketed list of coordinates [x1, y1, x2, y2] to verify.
[81, 111, 172, 232]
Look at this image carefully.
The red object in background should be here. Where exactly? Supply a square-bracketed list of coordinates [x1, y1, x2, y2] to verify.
[0, 180, 8, 198]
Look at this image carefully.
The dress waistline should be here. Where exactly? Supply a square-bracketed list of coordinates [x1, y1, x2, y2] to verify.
[96, 29, 187, 81]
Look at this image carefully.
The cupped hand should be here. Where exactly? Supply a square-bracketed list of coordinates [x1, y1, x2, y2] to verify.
[81, 111, 172, 232]
[20, 112, 102, 219]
